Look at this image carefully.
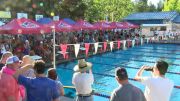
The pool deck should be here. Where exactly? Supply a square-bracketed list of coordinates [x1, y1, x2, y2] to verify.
[154, 40, 180, 44]
[60, 96, 73, 101]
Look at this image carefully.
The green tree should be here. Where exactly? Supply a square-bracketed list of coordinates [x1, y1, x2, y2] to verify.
[148, 2, 157, 12]
[157, 0, 164, 11]
[56, 0, 88, 20]
[134, 0, 149, 12]
[134, 0, 163, 12]
[84, 0, 135, 22]
[163, 0, 180, 12]
[0, 0, 31, 18]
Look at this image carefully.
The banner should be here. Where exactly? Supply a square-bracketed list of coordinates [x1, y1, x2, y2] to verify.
[53, 16, 59, 21]
[0, 11, 11, 18]
[141, 38, 143, 45]
[132, 40, 135, 47]
[35, 14, 43, 21]
[74, 44, 80, 58]
[117, 40, 121, 49]
[60, 44, 67, 59]
[123, 40, 126, 50]
[146, 38, 149, 44]
[17, 13, 28, 19]
[94, 42, 99, 54]
[110, 42, 113, 51]
[103, 42, 107, 52]
[85, 43, 90, 56]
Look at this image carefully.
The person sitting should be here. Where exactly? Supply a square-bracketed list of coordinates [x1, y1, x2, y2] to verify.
[72, 59, 94, 101]
[47, 68, 64, 96]
[135, 60, 174, 101]
[110, 67, 146, 101]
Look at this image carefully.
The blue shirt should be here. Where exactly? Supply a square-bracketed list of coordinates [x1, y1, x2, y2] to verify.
[18, 75, 60, 101]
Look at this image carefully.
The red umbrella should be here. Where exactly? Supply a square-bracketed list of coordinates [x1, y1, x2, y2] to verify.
[110, 22, 129, 29]
[94, 21, 114, 30]
[123, 22, 139, 29]
[73, 19, 96, 30]
[1, 18, 49, 34]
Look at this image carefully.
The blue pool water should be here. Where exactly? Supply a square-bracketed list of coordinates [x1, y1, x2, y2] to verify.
[57, 44, 180, 101]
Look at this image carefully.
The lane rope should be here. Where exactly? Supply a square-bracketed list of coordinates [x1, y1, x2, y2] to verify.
[136, 47, 180, 52]
[112, 52, 180, 60]
[59, 67, 180, 89]
[98, 56, 180, 66]
[92, 62, 180, 75]
[63, 86, 110, 99]
[122, 50, 180, 55]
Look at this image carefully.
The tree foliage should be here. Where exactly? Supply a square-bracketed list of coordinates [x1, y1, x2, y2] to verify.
[134, 0, 163, 12]
[0, 0, 166, 22]
[84, 0, 135, 22]
[134, 0, 149, 12]
[163, 0, 180, 12]
[56, 0, 87, 20]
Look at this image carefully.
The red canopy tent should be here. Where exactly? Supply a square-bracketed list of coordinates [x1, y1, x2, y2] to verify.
[0, 18, 49, 34]
[123, 22, 139, 29]
[0, 26, 5, 34]
[55, 20, 74, 32]
[93, 21, 114, 30]
[39, 20, 74, 32]
[110, 22, 129, 29]
[73, 19, 96, 30]
[39, 21, 56, 33]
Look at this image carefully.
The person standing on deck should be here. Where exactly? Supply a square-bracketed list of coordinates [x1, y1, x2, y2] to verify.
[72, 59, 94, 101]
[13, 60, 60, 101]
[110, 67, 146, 101]
[135, 60, 174, 101]
[47, 68, 64, 96]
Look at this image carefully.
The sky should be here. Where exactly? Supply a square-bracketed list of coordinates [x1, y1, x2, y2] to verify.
[147, 0, 162, 6]
[132, 0, 163, 7]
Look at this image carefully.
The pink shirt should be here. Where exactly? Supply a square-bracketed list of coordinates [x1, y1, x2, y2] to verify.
[0, 67, 20, 101]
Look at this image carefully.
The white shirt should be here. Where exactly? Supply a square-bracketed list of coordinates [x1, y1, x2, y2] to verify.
[142, 77, 174, 101]
[72, 72, 94, 94]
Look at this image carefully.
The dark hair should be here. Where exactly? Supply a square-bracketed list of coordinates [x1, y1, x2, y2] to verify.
[155, 60, 168, 75]
[34, 60, 47, 74]
[115, 67, 128, 80]
[47, 68, 57, 80]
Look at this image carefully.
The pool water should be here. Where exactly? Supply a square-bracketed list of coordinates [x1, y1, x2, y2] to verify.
[57, 43, 180, 101]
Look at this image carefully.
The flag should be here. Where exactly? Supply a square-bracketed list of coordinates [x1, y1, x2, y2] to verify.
[110, 42, 113, 51]
[94, 42, 99, 54]
[103, 42, 107, 52]
[74, 44, 80, 58]
[60, 44, 68, 59]
[85, 43, 90, 56]
[117, 40, 121, 49]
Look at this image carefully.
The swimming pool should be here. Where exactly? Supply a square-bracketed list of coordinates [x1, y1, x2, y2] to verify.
[57, 43, 180, 101]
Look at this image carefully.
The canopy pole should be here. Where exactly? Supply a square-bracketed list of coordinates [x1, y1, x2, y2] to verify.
[51, 26, 56, 68]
